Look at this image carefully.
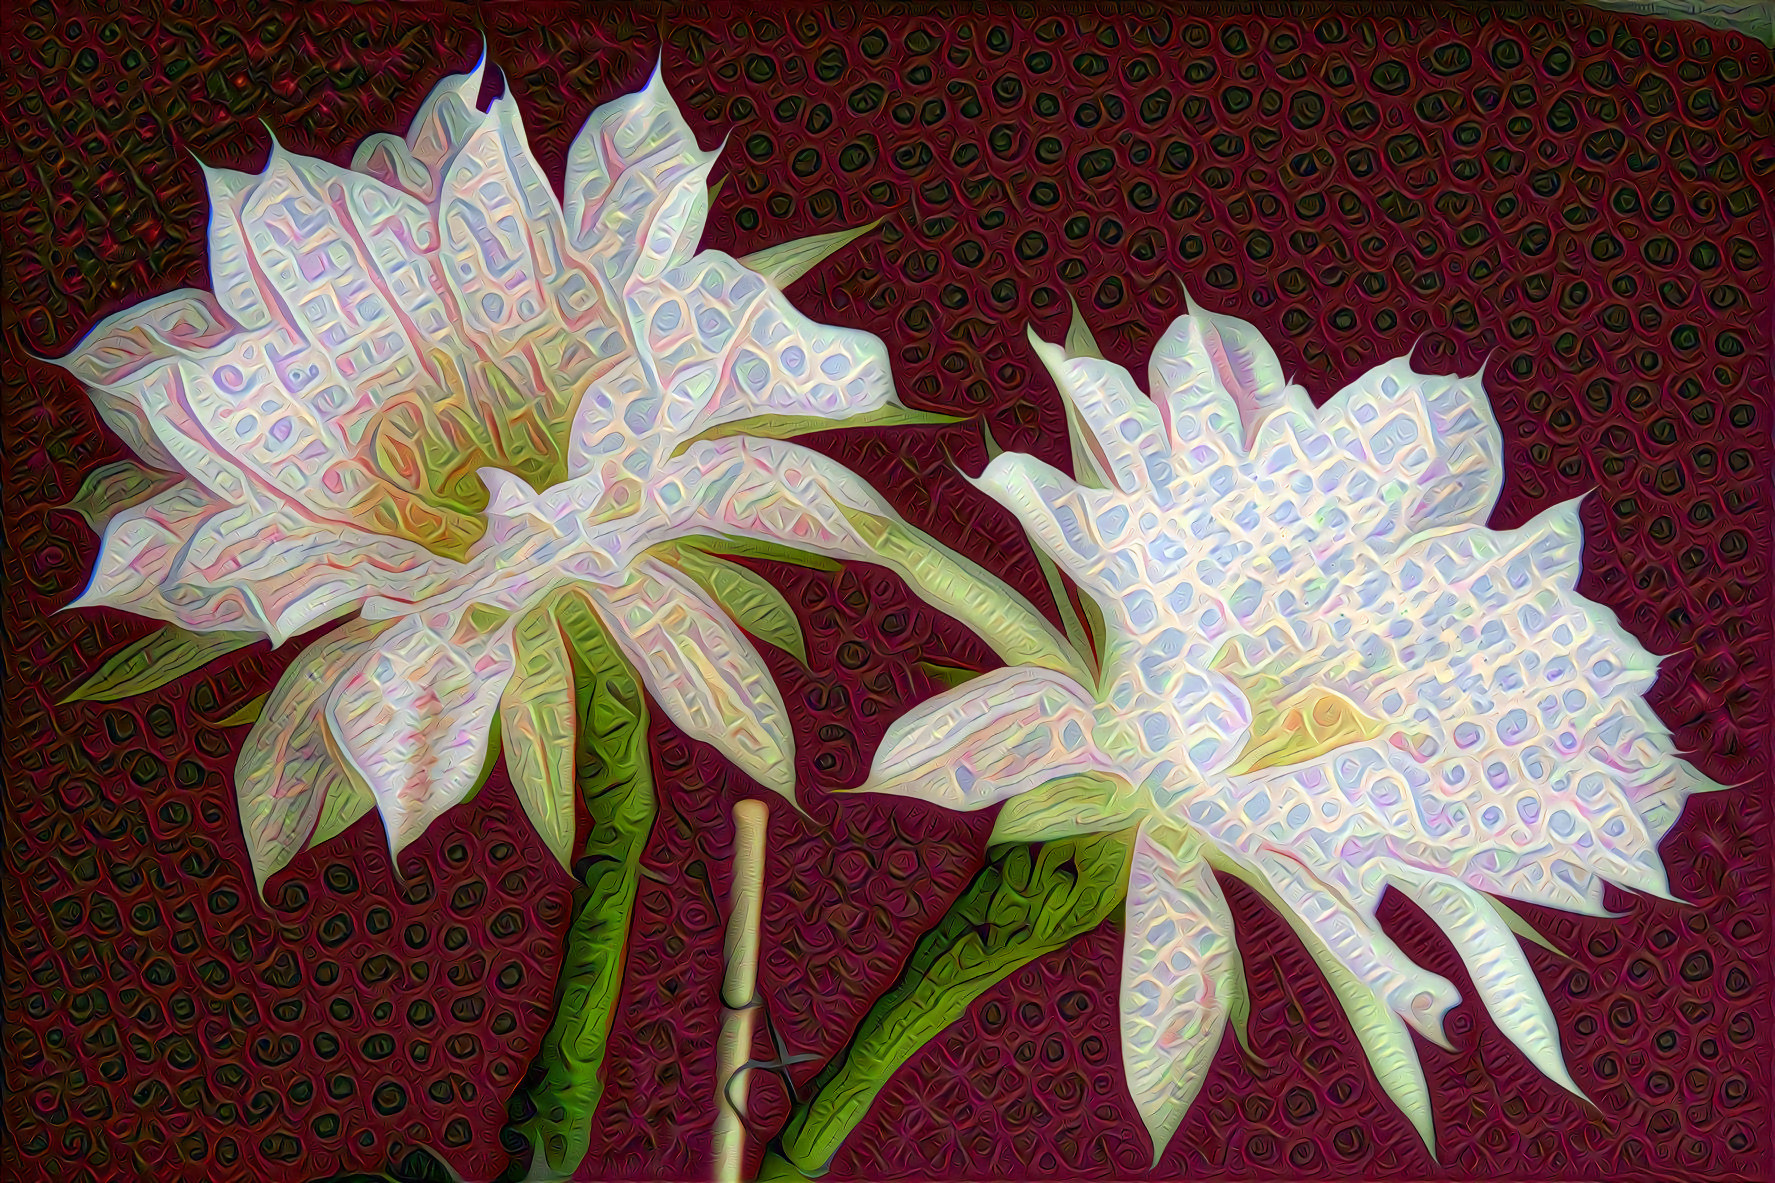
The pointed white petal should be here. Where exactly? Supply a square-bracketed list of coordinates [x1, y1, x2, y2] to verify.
[614, 250, 897, 448]
[1249, 848, 1460, 1047]
[1027, 326, 1174, 500]
[1316, 357, 1502, 546]
[69, 481, 260, 633]
[237, 617, 394, 892]
[1203, 845, 1439, 1157]
[1396, 873, 1586, 1100]
[563, 61, 716, 289]
[975, 451, 1131, 599]
[1149, 312, 1248, 467]
[351, 53, 486, 201]
[585, 557, 794, 800]
[53, 289, 234, 474]
[1121, 821, 1235, 1162]
[327, 607, 518, 857]
[74, 474, 473, 645]
[665, 438, 1083, 679]
[1192, 499, 1682, 916]
[860, 666, 1109, 810]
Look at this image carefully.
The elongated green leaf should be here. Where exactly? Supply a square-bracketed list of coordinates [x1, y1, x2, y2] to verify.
[63, 460, 181, 531]
[833, 503, 1090, 683]
[915, 659, 985, 690]
[650, 540, 809, 665]
[62, 625, 261, 704]
[500, 605, 578, 868]
[676, 533, 843, 573]
[1483, 893, 1569, 959]
[675, 403, 963, 454]
[778, 830, 1135, 1174]
[988, 771, 1147, 846]
[981, 422, 1096, 680]
[1201, 845, 1438, 1159]
[213, 693, 268, 728]
[739, 218, 883, 289]
[513, 590, 656, 1181]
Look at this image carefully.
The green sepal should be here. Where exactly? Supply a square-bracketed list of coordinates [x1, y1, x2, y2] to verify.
[63, 459, 181, 531]
[650, 540, 810, 665]
[674, 403, 963, 455]
[914, 660, 986, 690]
[675, 534, 843, 573]
[1483, 893, 1571, 959]
[61, 625, 261, 704]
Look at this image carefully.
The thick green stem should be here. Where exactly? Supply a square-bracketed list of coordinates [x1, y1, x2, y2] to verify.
[509, 593, 657, 1181]
[775, 832, 1135, 1175]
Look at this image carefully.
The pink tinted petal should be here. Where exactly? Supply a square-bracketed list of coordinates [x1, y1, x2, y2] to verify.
[861, 666, 1110, 809]
[327, 608, 517, 856]
[1121, 821, 1234, 1161]
[237, 617, 393, 891]
[585, 558, 793, 799]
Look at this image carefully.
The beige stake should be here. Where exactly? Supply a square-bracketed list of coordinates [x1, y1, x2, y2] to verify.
[712, 798, 768, 1183]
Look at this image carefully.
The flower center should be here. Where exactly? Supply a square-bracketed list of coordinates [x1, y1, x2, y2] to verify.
[1211, 642, 1387, 775]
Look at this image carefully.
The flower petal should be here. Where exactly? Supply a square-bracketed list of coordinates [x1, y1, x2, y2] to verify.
[237, 617, 394, 893]
[563, 61, 716, 292]
[1027, 325, 1173, 501]
[1247, 847, 1460, 1048]
[327, 606, 519, 857]
[1157, 294, 1314, 452]
[436, 91, 621, 468]
[622, 250, 897, 446]
[665, 438, 1083, 679]
[499, 603, 579, 869]
[68, 481, 256, 631]
[860, 666, 1109, 809]
[53, 290, 233, 474]
[1186, 500, 1684, 914]
[1121, 821, 1234, 1162]
[584, 556, 794, 800]
[186, 156, 487, 552]
[72, 478, 473, 644]
[975, 451, 1132, 598]
[1203, 844, 1440, 1157]
[1314, 357, 1503, 548]
[350, 54, 486, 202]
[1149, 312, 1250, 469]
[1395, 872, 1586, 1101]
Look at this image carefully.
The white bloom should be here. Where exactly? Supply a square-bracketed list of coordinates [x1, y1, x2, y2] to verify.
[58, 55, 1069, 889]
[862, 297, 1722, 1157]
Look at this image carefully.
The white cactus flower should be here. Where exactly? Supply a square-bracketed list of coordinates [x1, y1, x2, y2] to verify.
[861, 297, 1723, 1159]
[56, 55, 1069, 891]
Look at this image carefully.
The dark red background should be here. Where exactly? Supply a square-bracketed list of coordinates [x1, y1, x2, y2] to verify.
[3, 3, 1770, 1181]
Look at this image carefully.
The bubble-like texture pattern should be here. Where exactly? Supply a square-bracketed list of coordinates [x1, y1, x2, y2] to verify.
[2, 4, 1769, 1183]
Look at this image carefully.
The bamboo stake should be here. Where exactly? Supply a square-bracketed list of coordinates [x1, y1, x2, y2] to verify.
[712, 799, 768, 1183]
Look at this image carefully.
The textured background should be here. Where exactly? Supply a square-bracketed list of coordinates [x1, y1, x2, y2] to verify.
[2, 3, 1770, 1181]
